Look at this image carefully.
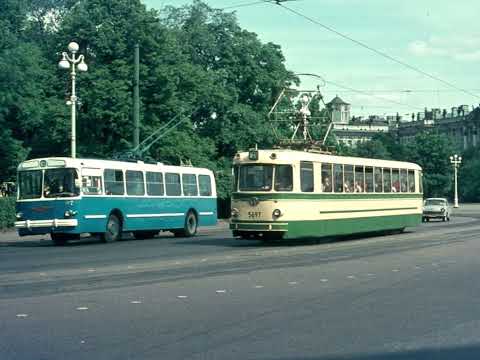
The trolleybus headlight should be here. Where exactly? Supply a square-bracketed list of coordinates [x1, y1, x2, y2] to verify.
[64, 210, 78, 218]
[272, 209, 282, 218]
[16, 212, 23, 220]
[231, 208, 240, 218]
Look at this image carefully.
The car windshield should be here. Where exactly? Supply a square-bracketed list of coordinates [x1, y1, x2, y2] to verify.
[239, 164, 273, 191]
[43, 168, 80, 198]
[425, 199, 446, 206]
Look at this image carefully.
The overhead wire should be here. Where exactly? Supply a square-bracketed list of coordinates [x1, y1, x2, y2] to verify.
[273, 2, 480, 100]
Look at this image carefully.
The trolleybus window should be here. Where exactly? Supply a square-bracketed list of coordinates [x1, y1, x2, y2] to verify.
[199, 175, 212, 196]
[365, 167, 374, 193]
[408, 170, 415, 192]
[400, 169, 408, 192]
[82, 175, 102, 195]
[392, 169, 400, 192]
[321, 164, 332, 192]
[334, 164, 343, 193]
[44, 168, 79, 198]
[126, 170, 145, 196]
[18, 170, 42, 199]
[274, 165, 293, 191]
[344, 165, 354, 193]
[354, 165, 364, 193]
[104, 169, 124, 195]
[374, 167, 383, 193]
[182, 174, 198, 196]
[166, 173, 182, 196]
[239, 165, 273, 191]
[300, 162, 314, 192]
[383, 168, 391, 193]
[146, 172, 164, 196]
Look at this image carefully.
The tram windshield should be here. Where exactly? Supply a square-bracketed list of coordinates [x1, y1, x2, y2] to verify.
[239, 165, 273, 191]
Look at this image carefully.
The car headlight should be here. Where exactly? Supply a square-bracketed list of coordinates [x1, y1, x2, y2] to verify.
[272, 209, 282, 218]
[441, 208, 445, 213]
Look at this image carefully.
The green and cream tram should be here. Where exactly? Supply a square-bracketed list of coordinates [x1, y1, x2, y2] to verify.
[230, 148, 423, 240]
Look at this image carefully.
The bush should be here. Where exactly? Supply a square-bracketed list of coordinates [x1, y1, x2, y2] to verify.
[0, 197, 16, 230]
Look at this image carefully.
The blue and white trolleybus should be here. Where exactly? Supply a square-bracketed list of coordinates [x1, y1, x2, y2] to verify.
[15, 157, 217, 245]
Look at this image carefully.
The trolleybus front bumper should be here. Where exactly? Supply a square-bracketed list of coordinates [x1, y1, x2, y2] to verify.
[15, 219, 78, 229]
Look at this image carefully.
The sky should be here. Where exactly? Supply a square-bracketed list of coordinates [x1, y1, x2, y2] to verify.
[143, 0, 480, 118]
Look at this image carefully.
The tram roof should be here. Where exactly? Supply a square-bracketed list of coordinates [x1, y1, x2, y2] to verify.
[234, 149, 422, 170]
[17, 157, 214, 174]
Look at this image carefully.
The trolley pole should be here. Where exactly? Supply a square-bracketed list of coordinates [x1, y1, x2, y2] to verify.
[58, 42, 88, 158]
[133, 44, 140, 149]
[449, 154, 462, 208]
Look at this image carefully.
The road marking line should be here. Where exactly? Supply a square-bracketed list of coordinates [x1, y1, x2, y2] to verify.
[201, 258, 208, 262]
[288, 281, 298, 285]
[254, 285, 264, 289]
[76, 307, 89, 311]
[87, 269, 96, 272]
[392, 269, 400, 272]
[347, 275, 356, 279]
[216, 290, 227, 294]
[177, 295, 188, 299]
[367, 273, 375, 276]
[320, 278, 328, 282]
[16, 314, 28, 318]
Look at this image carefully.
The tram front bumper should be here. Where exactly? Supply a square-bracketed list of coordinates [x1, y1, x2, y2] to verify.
[230, 222, 288, 232]
[15, 219, 78, 229]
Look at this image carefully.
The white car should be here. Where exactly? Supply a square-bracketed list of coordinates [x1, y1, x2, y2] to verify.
[422, 198, 451, 222]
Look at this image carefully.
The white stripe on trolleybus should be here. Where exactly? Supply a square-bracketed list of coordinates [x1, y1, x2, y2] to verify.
[84, 215, 107, 219]
[126, 213, 185, 218]
[199, 212, 214, 216]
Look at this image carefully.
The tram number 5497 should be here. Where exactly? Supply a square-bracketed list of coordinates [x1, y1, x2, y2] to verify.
[248, 211, 262, 219]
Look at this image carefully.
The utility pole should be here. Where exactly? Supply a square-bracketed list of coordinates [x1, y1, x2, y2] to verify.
[133, 44, 140, 149]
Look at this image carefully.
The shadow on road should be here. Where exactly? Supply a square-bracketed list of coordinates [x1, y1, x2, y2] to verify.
[264, 344, 480, 360]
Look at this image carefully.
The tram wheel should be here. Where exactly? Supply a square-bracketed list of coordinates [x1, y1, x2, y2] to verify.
[101, 214, 122, 243]
[174, 211, 197, 237]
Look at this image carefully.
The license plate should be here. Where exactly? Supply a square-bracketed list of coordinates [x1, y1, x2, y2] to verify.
[248, 211, 262, 219]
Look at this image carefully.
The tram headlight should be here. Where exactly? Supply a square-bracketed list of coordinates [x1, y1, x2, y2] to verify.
[231, 208, 240, 218]
[272, 209, 282, 218]
[64, 210, 78, 218]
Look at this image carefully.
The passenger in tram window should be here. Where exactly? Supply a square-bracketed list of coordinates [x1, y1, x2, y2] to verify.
[392, 181, 400, 192]
[354, 181, 363, 193]
[322, 176, 332, 192]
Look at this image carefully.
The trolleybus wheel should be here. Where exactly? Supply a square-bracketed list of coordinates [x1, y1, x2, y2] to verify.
[101, 214, 122, 243]
[133, 230, 158, 240]
[174, 211, 197, 237]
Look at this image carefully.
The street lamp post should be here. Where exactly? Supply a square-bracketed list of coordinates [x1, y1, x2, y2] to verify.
[449, 154, 462, 208]
[58, 42, 88, 158]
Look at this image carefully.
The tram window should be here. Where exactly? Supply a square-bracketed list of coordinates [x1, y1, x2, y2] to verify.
[233, 166, 239, 192]
[274, 165, 293, 191]
[374, 167, 383, 193]
[392, 169, 400, 192]
[199, 175, 212, 196]
[165, 173, 182, 196]
[419, 171, 424, 193]
[300, 162, 314, 192]
[146, 172, 164, 196]
[344, 165, 354, 193]
[383, 168, 391, 193]
[408, 170, 415, 193]
[126, 170, 145, 196]
[104, 169, 124, 195]
[239, 165, 273, 191]
[354, 165, 364, 193]
[182, 174, 198, 196]
[321, 163, 332, 192]
[400, 169, 408, 192]
[365, 167, 374, 193]
[334, 164, 343, 193]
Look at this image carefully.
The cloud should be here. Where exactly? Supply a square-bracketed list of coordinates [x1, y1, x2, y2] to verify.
[407, 35, 480, 62]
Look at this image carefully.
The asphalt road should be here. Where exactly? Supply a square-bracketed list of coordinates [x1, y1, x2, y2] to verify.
[1, 206, 480, 360]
